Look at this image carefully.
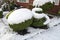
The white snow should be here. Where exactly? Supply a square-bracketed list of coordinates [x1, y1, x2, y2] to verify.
[3, 11, 9, 17]
[0, 8, 2, 11]
[33, 0, 54, 7]
[48, 17, 60, 27]
[32, 8, 43, 12]
[7, 8, 33, 25]
[32, 8, 50, 25]
[1, 3, 7, 9]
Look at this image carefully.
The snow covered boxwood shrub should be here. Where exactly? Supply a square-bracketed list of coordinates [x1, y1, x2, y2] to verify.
[7, 8, 33, 32]
[0, 8, 3, 18]
[40, 2, 54, 13]
[32, 8, 50, 29]
[32, 8, 43, 13]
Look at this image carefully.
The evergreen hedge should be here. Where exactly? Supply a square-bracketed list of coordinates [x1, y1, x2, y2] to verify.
[9, 19, 33, 32]
[40, 2, 54, 13]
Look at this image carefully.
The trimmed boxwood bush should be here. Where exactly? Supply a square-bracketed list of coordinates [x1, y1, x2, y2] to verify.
[9, 19, 33, 32]
[40, 2, 54, 13]
[6, 10, 33, 32]
[32, 17, 46, 27]
[0, 11, 3, 18]
[31, 8, 49, 29]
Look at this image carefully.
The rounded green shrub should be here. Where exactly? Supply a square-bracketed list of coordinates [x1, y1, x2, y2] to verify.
[40, 2, 54, 13]
[0, 10, 3, 18]
[32, 17, 46, 27]
[9, 19, 33, 32]
[7, 9, 33, 32]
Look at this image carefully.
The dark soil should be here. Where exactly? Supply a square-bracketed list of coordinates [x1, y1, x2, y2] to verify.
[30, 25, 49, 29]
[48, 15, 53, 19]
[17, 29, 30, 35]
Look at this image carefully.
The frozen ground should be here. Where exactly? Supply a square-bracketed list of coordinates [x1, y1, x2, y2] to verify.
[0, 12, 60, 40]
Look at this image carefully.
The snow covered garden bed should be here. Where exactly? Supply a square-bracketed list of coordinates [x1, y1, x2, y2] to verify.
[0, 14, 60, 40]
[0, 8, 60, 40]
[0, 0, 60, 40]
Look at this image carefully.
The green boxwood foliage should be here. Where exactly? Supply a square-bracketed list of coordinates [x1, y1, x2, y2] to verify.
[32, 17, 46, 27]
[40, 2, 54, 13]
[35, 11, 43, 13]
[0, 11, 3, 18]
[9, 19, 33, 32]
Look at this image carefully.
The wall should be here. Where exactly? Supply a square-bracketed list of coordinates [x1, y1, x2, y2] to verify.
[54, 0, 59, 5]
[16, 0, 34, 9]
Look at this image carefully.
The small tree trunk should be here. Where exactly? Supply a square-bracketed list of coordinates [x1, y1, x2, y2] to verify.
[8, 4, 10, 11]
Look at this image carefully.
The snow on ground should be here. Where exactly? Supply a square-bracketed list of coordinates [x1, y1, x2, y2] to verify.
[0, 11, 60, 40]
[48, 17, 60, 27]
[28, 25, 60, 40]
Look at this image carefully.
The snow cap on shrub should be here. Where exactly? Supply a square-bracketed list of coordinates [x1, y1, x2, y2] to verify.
[33, 0, 53, 7]
[32, 8, 43, 13]
[7, 8, 33, 25]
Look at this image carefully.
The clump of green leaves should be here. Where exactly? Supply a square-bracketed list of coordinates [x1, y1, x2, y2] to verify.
[32, 17, 46, 27]
[40, 2, 54, 13]
[35, 11, 43, 14]
[9, 19, 33, 32]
